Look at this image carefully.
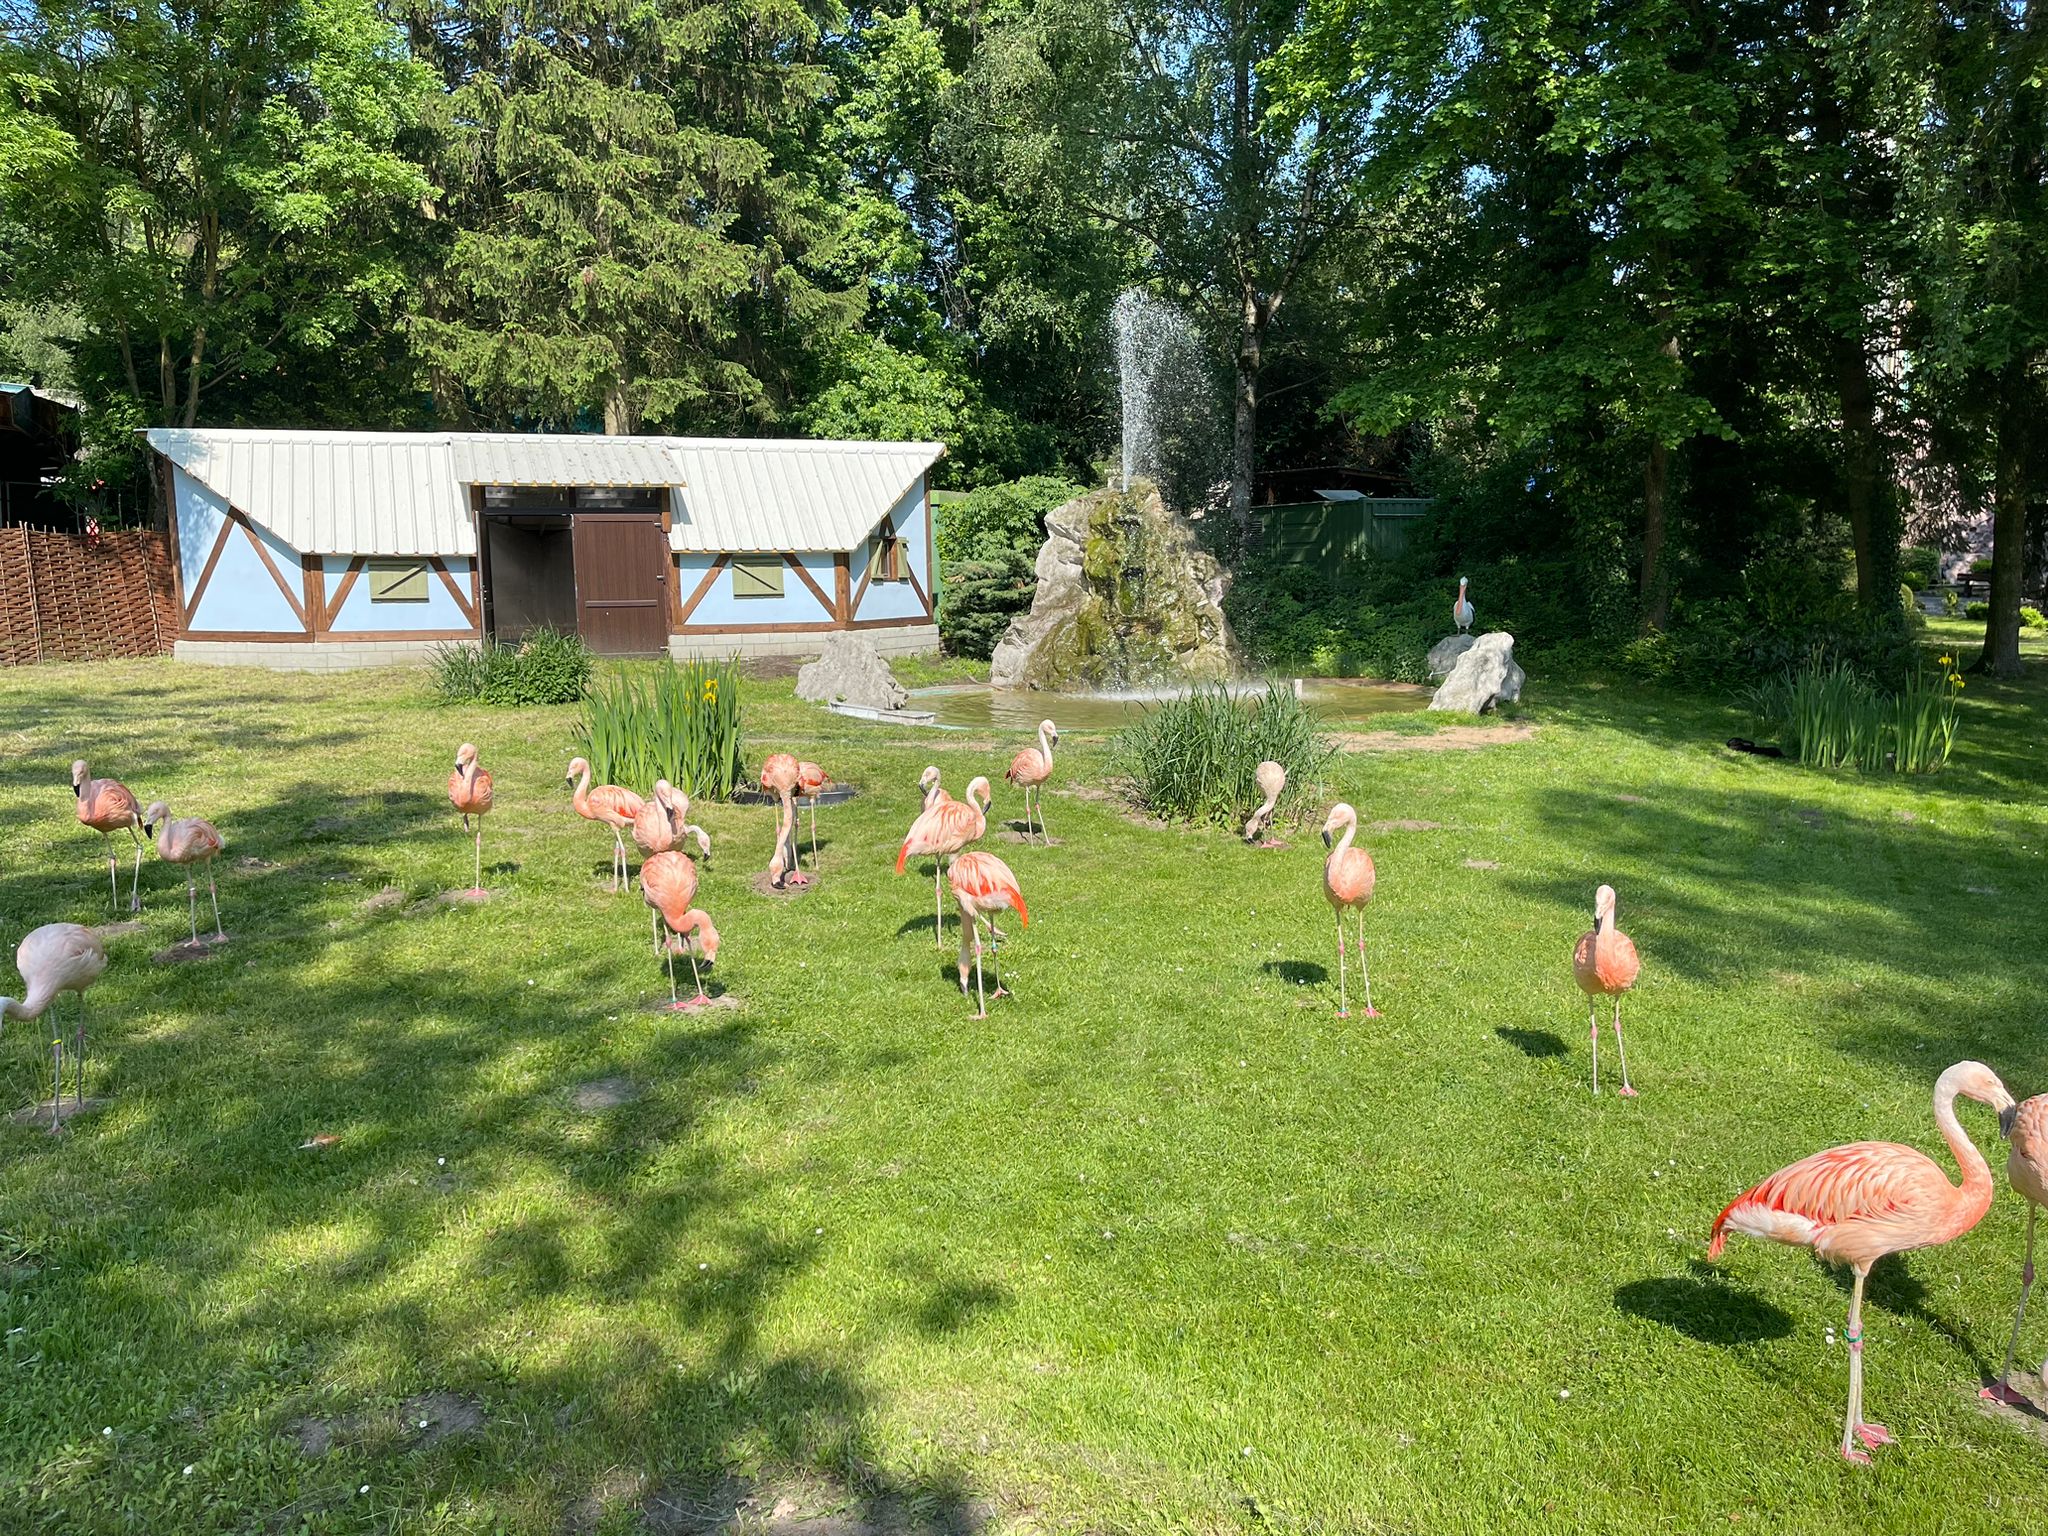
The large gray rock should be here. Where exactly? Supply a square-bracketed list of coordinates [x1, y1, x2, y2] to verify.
[1428, 631, 1523, 714]
[795, 632, 908, 712]
[1426, 632, 1477, 679]
[989, 480, 1239, 690]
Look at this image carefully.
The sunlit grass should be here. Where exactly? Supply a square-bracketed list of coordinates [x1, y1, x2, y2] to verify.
[0, 654, 2043, 1533]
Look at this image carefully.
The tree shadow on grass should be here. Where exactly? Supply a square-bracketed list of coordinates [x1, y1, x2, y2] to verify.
[1614, 1265, 1794, 1345]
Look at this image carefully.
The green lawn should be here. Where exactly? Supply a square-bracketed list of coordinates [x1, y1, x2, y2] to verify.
[1, 630, 2046, 1534]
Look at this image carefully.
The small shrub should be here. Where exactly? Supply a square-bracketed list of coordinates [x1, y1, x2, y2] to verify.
[935, 476, 1082, 563]
[2023, 606, 2046, 631]
[574, 658, 745, 799]
[938, 550, 1036, 659]
[1898, 545, 1941, 590]
[1943, 588, 1960, 617]
[432, 628, 592, 706]
[1111, 683, 1335, 829]
[1966, 601, 1989, 620]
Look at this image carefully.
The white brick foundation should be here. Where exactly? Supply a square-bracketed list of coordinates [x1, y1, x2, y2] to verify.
[173, 638, 454, 672]
[669, 623, 939, 662]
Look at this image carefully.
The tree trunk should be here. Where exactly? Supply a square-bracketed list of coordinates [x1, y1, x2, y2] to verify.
[1231, 292, 1259, 531]
[603, 382, 637, 436]
[1640, 437, 1672, 632]
[1837, 337, 1896, 607]
[1978, 363, 2031, 678]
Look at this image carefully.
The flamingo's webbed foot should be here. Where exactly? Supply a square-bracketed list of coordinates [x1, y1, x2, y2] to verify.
[1980, 1382, 2033, 1407]
[1617, 1084, 1639, 1098]
[1853, 1422, 1894, 1450]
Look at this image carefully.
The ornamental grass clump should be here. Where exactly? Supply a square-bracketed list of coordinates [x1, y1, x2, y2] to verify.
[431, 627, 592, 706]
[575, 658, 745, 799]
[1748, 654, 1961, 775]
[1112, 682, 1335, 828]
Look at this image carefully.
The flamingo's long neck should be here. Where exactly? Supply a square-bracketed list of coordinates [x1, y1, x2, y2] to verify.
[1933, 1082, 1997, 1237]
[1039, 724, 1054, 767]
[0, 980, 57, 1022]
[1328, 816, 1355, 869]
[573, 764, 592, 817]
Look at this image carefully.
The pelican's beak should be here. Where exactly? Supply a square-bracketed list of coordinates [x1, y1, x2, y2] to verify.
[2001, 1104, 2019, 1139]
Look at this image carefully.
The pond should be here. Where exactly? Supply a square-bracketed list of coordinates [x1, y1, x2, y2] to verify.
[908, 677, 1428, 732]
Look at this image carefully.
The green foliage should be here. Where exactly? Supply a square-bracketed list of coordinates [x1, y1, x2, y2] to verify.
[1111, 683, 1336, 828]
[1944, 588, 1961, 617]
[431, 628, 593, 706]
[934, 476, 1083, 564]
[2023, 606, 2046, 631]
[937, 550, 1035, 660]
[1899, 546, 1941, 589]
[575, 659, 746, 800]
[1748, 656, 1961, 775]
[1966, 601, 1989, 620]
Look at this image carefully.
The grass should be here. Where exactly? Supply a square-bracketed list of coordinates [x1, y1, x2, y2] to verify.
[0, 634, 2045, 1534]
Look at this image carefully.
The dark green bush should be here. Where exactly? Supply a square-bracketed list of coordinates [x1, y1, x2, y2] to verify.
[1899, 545, 1941, 589]
[1111, 683, 1336, 829]
[938, 550, 1036, 660]
[1966, 601, 1989, 620]
[935, 475, 1082, 563]
[431, 627, 593, 706]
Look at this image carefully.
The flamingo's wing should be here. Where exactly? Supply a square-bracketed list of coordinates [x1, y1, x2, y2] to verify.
[1709, 1142, 1940, 1258]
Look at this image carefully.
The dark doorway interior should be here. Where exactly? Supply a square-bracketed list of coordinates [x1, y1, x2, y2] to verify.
[482, 512, 576, 641]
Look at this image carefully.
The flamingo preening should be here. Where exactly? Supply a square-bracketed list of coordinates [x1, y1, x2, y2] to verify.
[1005, 720, 1058, 843]
[1243, 760, 1286, 846]
[640, 849, 719, 1009]
[448, 743, 494, 894]
[566, 757, 643, 892]
[898, 776, 990, 948]
[73, 760, 144, 912]
[1983, 1093, 2048, 1407]
[1320, 803, 1378, 1019]
[948, 851, 1029, 1018]
[797, 760, 828, 862]
[919, 765, 946, 811]
[761, 752, 810, 889]
[1, 922, 108, 1129]
[1708, 1060, 2017, 1463]
[142, 801, 225, 943]
[1572, 885, 1642, 1096]
[1452, 576, 1474, 633]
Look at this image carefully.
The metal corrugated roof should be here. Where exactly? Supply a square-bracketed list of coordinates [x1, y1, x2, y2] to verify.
[145, 429, 945, 557]
[664, 438, 945, 552]
[147, 429, 474, 556]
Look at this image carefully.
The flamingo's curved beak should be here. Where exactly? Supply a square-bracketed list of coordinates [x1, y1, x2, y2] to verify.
[1320, 828, 1333, 849]
[2001, 1104, 2019, 1139]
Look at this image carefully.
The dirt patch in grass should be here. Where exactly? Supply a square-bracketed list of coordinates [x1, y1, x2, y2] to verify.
[750, 872, 818, 899]
[294, 1391, 486, 1461]
[404, 889, 491, 916]
[151, 934, 230, 965]
[400, 1391, 485, 1448]
[1059, 783, 1170, 830]
[9, 1096, 110, 1129]
[562, 1467, 652, 1534]
[236, 855, 280, 871]
[996, 828, 1061, 846]
[1331, 722, 1535, 752]
[1462, 859, 1501, 870]
[91, 920, 145, 939]
[641, 1471, 991, 1536]
[1971, 1383, 2048, 1447]
[362, 886, 406, 914]
[570, 1077, 641, 1113]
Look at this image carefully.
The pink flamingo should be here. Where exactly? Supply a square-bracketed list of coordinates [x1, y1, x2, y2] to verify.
[919, 765, 946, 810]
[641, 849, 720, 1009]
[142, 801, 225, 943]
[797, 760, 828, 862]
[1004, 720, 1059, 843]
[1983, 1092, 2048, 1406]
[1452, 576, 1474, 633]
[566, 757, 643, 892]
[1320, 802, 1378, 1018]
[1709, 1060, 2016, 1463]
[448, 743, 494, 894]
[0, 922, 108, 1127]
[948, 851, 1029, 1018]
[897, 775, 990, 947]
[761, 753, 810, 889]
[73, 759, 144, 912]
[1243, 760, 1286, 845]
[1573, 884, 1643, 1096]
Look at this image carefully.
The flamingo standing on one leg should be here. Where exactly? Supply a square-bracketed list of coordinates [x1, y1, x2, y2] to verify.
[797, 760, 828, 864]
[898, 776, 990, 948]
[73, 760, 144, 912]
[642, 849, 720, 1009]
[1243, 760, 1287, 846]
[1573, 884, 1642, 1097]
[1983, 1093, 2048, 1407]
[1320, 803, 1378, 1019]
[566, 757, 643, 892]
[1708, 1060, 2016, 1463]
[1452, 576, 1474, 633]
[948, 851, 1029, 1019]
[0, 922, 108, 1128]
[142, 801, 225, 943]
[1005, 720, 1059, 844]
[447, 743, 494, 894]
[761, 753, 810, 890]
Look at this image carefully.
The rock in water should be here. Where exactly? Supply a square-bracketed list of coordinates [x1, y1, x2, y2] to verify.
[1429, 632, 1524, 714]
[989, 481, 1239, 690]
[796, 632, 909, 712]
[1425, 633, 1477, 679]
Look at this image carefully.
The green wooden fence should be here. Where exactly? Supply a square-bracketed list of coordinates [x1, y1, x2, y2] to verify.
[1254, 499, 1431, 564]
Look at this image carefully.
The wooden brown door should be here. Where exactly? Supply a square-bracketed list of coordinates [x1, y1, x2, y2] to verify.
[570, 512, 669, 654]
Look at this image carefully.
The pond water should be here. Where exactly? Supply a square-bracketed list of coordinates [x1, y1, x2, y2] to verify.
[909, 678, 1427, 732]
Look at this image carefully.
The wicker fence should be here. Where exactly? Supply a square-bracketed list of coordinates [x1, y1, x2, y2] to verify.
[0, 526, 179, 666]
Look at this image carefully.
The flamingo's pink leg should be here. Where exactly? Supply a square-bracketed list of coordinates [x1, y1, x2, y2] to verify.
[186, 873, 200, 943]
[73, 994, 84, 1106]
[933, 863, 945, 949]
[1588, 1000, 1601, 1095]
[128, 828, 143, 912]
[1356, 912, 1379, 1018]
[971, 923, 989, 1019]
[1334, 917, 1348, 1018]
[1984, 1208, 2038, 1406]
[207, 864, 223, 939]
[103, 832, 118, 912]
[1612, 996, 1637, 1097]
[688, 950, 709, 1006]
[1842, 1268, 1885, 1463]
[473, 823, 484, 895]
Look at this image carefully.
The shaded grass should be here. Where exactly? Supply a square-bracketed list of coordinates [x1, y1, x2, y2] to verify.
[0, 652, 2043, 1532]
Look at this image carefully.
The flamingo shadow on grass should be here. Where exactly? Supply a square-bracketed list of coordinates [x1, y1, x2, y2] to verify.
[1614, 1265, 1795, 1345]
[1495, 1027, 1569, 1059]
[1261, 959, 1327, 986]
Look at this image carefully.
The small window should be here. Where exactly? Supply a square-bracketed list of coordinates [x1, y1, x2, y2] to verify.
[369, 559, 429, 603]
[731, 557, 785, 599]
[868, 529, 904, 582]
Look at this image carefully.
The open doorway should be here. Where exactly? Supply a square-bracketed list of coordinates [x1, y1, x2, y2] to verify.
[481, 510, 577, 642]
[477, 484, 672, 653]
